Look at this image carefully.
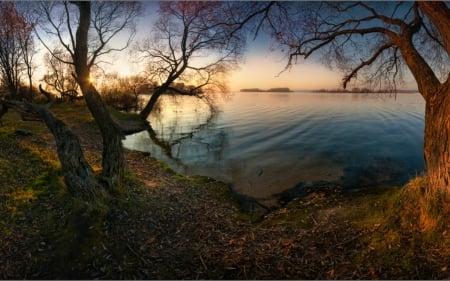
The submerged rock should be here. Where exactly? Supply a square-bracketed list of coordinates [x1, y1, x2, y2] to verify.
[273, 180, 340, 206]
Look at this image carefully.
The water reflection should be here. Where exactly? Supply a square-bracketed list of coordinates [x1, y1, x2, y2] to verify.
[124, 91, 425, 202]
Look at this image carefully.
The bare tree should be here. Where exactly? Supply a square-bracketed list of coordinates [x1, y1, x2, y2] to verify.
[15, 2, 38, 101]
[255, 2, 450, 193]
[137, 2, 245, 119]
[42, 48, 80, 101]
[0, 2, 35, 100]
[34, 1, 141, 192]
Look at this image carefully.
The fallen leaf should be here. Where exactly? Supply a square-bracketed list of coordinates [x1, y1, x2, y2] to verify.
[146, 237, 156, 245]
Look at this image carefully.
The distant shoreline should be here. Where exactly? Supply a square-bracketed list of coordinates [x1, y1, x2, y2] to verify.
[239, 88, 418, 94]
[240, 87, 293, 93]
[310, 88, 419, 94]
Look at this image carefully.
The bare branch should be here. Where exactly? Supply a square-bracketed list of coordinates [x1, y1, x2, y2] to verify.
[342, 41, 395, 89]
[418, 2, 450, 60]
[138, 2, 242, 118]
[63, 2, 76, 54]
[37, 1, 140, 75]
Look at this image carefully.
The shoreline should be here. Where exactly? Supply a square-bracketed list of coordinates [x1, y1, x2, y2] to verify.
[0, 102, 448, 279]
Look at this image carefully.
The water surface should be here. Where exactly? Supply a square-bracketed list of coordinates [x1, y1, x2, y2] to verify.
[124, 91, 425, 200]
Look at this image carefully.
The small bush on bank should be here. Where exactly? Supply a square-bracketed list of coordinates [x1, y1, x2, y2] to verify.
[102, 89, 140, 112]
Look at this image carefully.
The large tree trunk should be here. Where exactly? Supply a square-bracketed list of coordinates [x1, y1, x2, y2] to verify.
[416, 2, 450, 195]
[73, 2, 125, 190]
[139, 63, 188, 119]
[424, 88, 450, 195]
[81, 81, 125, 190]
[396, 2, 450, 194]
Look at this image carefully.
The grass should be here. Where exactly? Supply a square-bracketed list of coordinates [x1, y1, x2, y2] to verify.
[337, 185, 404, 228]
[258, 181, 450, 278]
[0, 104, 111, 277]
[398, 176, 450, 232]
[336, 180, 450, 277]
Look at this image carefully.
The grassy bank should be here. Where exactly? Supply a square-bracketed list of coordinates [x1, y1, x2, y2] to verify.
[0, 103, 449, 279]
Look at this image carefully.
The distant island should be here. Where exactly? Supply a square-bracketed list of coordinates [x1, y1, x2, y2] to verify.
[240, 87, 293, 92]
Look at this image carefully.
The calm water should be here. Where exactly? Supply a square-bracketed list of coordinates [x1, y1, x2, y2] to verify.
[124, 91, 425, 200]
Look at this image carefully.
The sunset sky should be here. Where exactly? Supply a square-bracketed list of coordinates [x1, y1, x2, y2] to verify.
[111, 2, 351, 91]
[36, 2, 418, 92]
[106, 32, 345, 91]
[110, 2, 417, 92]
[227, 34, 344, 91]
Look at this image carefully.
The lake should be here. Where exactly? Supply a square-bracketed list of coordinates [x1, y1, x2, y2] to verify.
[123, 91, 425, 202]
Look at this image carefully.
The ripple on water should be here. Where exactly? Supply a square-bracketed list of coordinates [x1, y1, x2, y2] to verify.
[124, 92, 425, 200]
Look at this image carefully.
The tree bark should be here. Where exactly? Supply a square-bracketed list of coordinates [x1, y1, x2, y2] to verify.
[81, 82, 125, 190]
[34, 104, 102, 197]
[395, 2, 450, 194]
[73, 2, 125, 190]
[3, 99, 102, 197]
[424, 86, 450, 195]
[417, 2, 450, 55]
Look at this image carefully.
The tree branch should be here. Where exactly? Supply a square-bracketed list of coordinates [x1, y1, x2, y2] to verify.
[342, 41, 395, 89]
[418, 2, 450, 55]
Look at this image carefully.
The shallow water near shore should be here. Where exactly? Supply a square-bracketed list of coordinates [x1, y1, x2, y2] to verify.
[123, 91, 425, 200]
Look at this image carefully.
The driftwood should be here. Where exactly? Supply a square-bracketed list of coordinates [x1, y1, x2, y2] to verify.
[61, 89, 84, 103]
[2, 99, 43, 122]
[38, 84, 55, 106]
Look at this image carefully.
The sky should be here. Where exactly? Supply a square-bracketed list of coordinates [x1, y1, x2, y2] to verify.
[107, 27, 345, 91]
[112, 1, 342, 91]
[111, 2, 417, 92]
[108, 2, 346, 91]
[35, 1, 418, 92]
[227, 34, 344, 91]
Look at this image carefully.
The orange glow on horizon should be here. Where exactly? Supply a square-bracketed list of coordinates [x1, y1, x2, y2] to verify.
[228, 53, 343, 91]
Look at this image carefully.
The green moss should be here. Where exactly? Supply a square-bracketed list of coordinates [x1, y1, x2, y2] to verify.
[336, 185, 404, 229]
[29, 169, 63, 190]
[157, 161, 176, 174]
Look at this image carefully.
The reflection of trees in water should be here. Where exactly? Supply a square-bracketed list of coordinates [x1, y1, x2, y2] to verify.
[146, 94, 228, 163]
[348, 92, 399, 102]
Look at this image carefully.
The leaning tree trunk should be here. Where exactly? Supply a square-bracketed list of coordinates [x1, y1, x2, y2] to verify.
[140, 64, 188, 119]
[3, 99, 101, 197]
[139, 90, 161, 119]
[424, 89, 450, 195]
[140, 85, 169, 119]
[34, 104, 102, 197]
